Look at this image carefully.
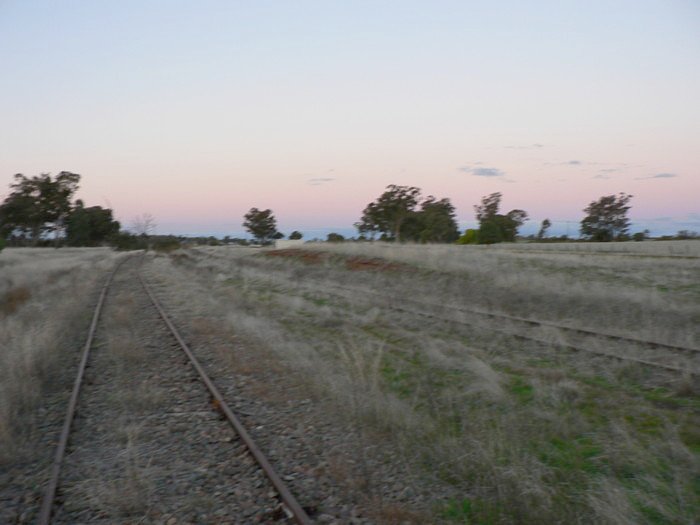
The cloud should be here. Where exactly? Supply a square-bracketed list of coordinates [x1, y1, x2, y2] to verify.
[635, 172, 678, 180]
[308, 177, 335, 185]
[567, 160, 582, 165]
[459, 166, 506, 177]
[505, 143, 544, 150]
[593, 173, 611, 180]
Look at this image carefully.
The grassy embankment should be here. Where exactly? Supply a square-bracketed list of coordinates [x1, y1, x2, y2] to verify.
[0, 248, 121, 462]
[145, 241, 699, 524]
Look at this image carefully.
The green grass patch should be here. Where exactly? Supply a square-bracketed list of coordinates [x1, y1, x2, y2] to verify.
[438, 498, 499, 524]
[508, 376, 534, 404]
[624, 413, 664, 436]
[538, 436, 604, 476]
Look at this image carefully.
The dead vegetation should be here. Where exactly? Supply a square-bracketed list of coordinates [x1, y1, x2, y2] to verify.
[146, 243, 699, 523]
[0, 248, 121, 463]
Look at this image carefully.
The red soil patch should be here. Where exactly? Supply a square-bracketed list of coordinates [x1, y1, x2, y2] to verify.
[344, 256, 406, 272]
[264, 249, 327, 264]
[264, 249, 410, 273]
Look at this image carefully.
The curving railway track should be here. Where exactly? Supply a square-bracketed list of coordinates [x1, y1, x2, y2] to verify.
[38, 255, 312, 524]
[342, 285, 699, 376]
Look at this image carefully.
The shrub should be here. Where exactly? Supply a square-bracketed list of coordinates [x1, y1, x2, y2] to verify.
[456, 229, 479, 245]
[152, 236, 182, 253]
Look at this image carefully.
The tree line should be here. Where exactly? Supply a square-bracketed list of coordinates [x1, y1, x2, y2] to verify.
[241, 184, 651, 245]
[0, 173, 692, 250]
[0, 172, 120, 247]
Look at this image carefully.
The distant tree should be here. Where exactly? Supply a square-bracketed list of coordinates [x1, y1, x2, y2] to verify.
[0, 171, 80, 244]
[474, 192, 502, 223]
[402, 196, 460, 243]
[357, 185, 421, 241]
[537, 218, 552, 239]
[580, 193, 633, 241]
[676, 230, 699, 240]
[473, 193, 528, 243]
[289, 230, 303, 240]
[632, 229, 650, 242]
[357, 185, 459, 242]
[131, 213, 157, 237]
[66, 200, 120, 246]
[243, 208, 279, 244]
[456, 228, 479, 245]
[326, 232, 345, 243]
[273, 231, 284, 240]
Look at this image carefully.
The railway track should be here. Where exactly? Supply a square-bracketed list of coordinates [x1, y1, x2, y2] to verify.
[338, 285, 700, 375]
[191, 247, 699, 370]
[246, 275, 699, 377]
[39, 255, 311, 524]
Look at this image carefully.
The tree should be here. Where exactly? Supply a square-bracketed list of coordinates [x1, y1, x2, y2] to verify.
[357, 185, 421, 241]
[131, 213, 157, 237]
[456, 228, 479, 245]
[403, 197, 460, 243]
[326, 232, 345, 242]
[0, 171, 80, 244]
[357, 185, 459, 242]
[537, 218, 552, 240]
[473, 193, 528, 243]
[580, 193, 633, 241]
[65, 200, 120, 246]
[289, 231, 303, 240]
[632, 229, 650, 242]
[243, 208, 279, 244]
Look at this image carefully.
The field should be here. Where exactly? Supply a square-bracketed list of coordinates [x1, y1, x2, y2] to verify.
[1, 242, 698, 523]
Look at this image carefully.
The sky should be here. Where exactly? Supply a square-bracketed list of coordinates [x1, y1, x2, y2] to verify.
[1, 0, 698, 238]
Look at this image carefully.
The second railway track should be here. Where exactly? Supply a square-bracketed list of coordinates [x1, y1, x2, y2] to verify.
[40, 255, 311, 524]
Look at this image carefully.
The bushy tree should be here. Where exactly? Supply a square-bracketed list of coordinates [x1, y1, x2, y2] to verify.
[66, 201, 120, 246]
[357, 185, 421, 241]
[473, 193, 528, 243]
[357, 185, 459, 242]
[289, 230, 303, 240]
[326, 232, 345, 242]
[456, 228, 479, 245]
[243, 208, 279, 244]
[0, 172, 80, 243]
[580, 193, 632, 241]
[405, 197, 460, 243]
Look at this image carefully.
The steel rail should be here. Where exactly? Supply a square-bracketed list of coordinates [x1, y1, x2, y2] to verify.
[335, 285, 700, 355]
[138, 273, 312, 525]
[38, 254, 131, 525]
[271, 282, 697, 375]
[386, 304, 699, 375]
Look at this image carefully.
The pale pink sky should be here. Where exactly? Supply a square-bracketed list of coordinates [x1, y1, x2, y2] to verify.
[1, 1, 698, 237]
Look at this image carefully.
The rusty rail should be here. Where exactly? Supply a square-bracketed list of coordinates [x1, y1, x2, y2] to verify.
[138, 273, 312, 525]
[297, 282, 698, 375]
[38, 255, 131, 525]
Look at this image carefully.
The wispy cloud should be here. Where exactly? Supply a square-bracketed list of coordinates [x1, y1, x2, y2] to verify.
[459, 166, 506, 177]
[505, 143, 544, 150]
[635, 172, 678, 180]
[308, 177, 335, 186]
[567, 160, 582, 165]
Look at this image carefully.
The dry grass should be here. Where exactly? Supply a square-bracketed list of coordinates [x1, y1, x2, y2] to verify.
[0, 247, 122, 463]
[145, 243, 699, 523]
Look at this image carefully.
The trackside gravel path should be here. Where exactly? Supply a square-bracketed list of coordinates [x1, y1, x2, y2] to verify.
[53, 257, 293, 523]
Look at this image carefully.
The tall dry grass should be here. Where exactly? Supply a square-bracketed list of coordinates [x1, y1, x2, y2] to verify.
[0, 248, 122, 462]
[143, 244, 699, 523]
